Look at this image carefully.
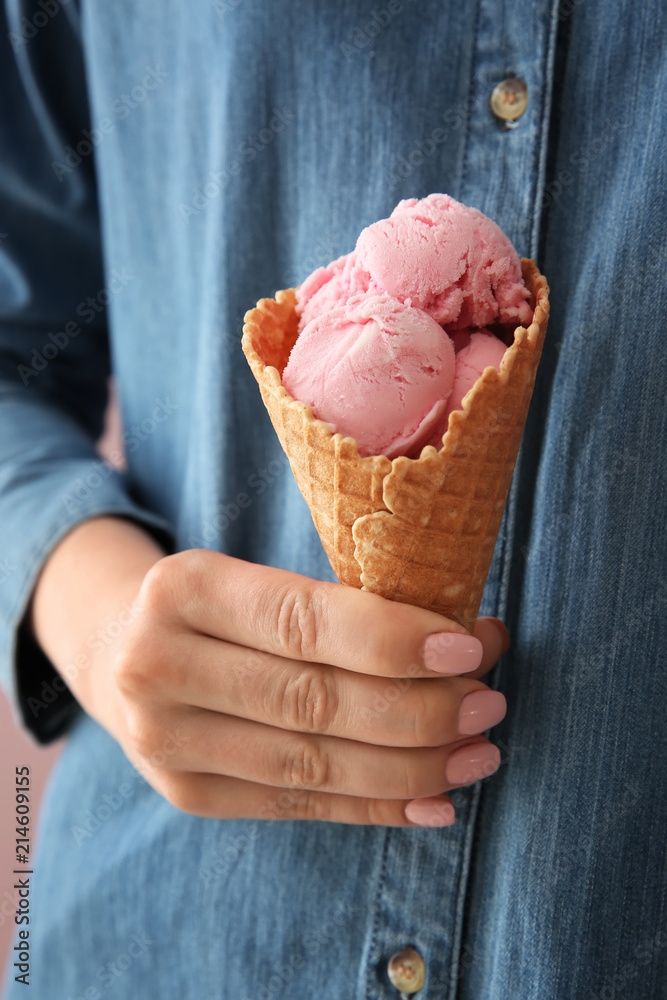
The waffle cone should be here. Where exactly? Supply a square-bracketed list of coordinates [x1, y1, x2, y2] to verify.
[242, 259, 550, 633]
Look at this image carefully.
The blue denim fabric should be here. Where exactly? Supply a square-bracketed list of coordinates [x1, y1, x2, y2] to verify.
[1, 0, 666, 997]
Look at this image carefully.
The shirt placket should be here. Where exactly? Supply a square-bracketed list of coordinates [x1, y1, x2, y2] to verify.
[360, 2, 560, 997]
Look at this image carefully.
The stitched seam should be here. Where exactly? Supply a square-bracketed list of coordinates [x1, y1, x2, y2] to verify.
[449, 4, 563, 998]
[364, 828, 391, 1000]
[537, 0, 574, 264]
[459, 0, 483, 196]
[500, 0, 561, 631]
[446, 783, 482, 1000]
[530, 0, 563, 258]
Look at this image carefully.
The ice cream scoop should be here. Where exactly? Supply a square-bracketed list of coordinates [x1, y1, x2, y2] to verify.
[282, 294, 455, 459]
[444, 330, 507, 420]
[295, 253, 356, 330]
[354, 193, 533, 330]
[416, 329, 507, 451]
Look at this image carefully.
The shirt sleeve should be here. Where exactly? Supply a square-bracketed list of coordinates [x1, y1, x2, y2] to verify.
[0, 1, 174, 743]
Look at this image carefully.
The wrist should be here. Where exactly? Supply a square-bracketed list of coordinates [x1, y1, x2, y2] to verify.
[29, 516, 165, 722]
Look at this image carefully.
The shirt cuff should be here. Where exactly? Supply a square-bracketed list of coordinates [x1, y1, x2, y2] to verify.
[0, 470, 173, 744]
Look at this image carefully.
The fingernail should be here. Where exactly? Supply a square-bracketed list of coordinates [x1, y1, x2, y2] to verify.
[458, 690, 507, 735]
[422, 633, 483, 674]
[404, 798, 456, 827]
[446, 743, 500, 785]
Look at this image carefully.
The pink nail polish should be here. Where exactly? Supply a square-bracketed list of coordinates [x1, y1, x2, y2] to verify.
[422, 633, 483, 674]
[404, 798, 456, 827]
[446, 743, 501, 785]
[458, 690, 507, 735]
[477, 616, 511, 655]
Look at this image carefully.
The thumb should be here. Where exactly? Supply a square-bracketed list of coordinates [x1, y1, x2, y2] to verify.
[467, 616, 510, 679]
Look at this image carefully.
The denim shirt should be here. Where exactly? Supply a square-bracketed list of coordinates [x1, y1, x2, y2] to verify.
[1, 1, 666, 997]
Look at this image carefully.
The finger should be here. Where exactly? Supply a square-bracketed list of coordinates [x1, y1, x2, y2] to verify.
[467, 617, 511, 680]
[164, 771, 456, 827]
[145, 550, 484, 679]
[160, 634, 504, 748]
[169, 707, 502, 800]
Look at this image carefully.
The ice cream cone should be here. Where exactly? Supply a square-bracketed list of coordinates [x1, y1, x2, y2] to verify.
[242, 259, 550, 633]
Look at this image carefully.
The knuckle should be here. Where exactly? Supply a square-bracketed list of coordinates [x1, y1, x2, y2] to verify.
[400, 752, 431, 800]
[281, 789, 332, 822]
[283, 736, 331, 791]
[139, 549, 207, 619]
[111, 645, 135, 695]
[407, 683, 446, 747]
[279, 667, 336, 734]
[272, 584, 325, 660]
[157, 652, 187, 694]
[162, 774, 199, 815]
[138, 556, 178, 612]
[173, 548, 211, 598]
[111, 628, 159, 698]
[365, 797, 405, 827]
[123, 707, 161, 760]
[356, 596, 417, 674]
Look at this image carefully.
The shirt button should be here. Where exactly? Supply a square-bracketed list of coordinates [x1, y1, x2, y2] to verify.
[490, 77, 529, 121]
[387, 948, 425, 994]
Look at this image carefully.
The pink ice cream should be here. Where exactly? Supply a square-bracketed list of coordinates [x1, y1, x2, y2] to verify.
[295, 254, 356, 330]
[443, 330, 506, 420]
[354, 194, 533, 329]
[282, 294, 455, 459]
[283, 194, 530, 459]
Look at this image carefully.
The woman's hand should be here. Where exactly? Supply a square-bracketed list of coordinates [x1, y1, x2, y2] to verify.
[30, 517, 509, 827]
